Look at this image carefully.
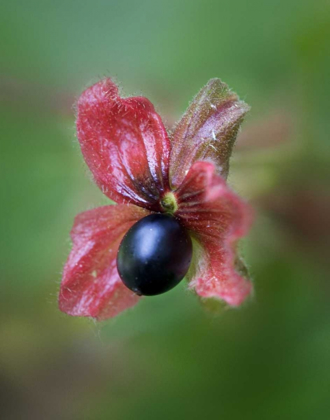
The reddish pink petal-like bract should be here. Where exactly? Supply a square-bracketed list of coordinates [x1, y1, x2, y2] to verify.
[169, 78, 250, 188]
[59, 77, 253, 320]
[76, 78, 171, 211]
[59, 204, 149, 320]
[175, 161, 253, 306]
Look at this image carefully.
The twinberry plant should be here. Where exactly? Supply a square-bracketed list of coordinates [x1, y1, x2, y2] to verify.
[59, 78, 253, 320]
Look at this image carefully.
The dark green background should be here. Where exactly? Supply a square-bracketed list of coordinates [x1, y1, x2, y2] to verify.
[1, 0, 330, 419]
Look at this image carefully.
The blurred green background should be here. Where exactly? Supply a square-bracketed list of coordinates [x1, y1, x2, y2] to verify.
[1, 0, 330, 419]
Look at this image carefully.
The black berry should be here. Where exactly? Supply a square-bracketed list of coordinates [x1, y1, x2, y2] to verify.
[117, 213, 192, 296]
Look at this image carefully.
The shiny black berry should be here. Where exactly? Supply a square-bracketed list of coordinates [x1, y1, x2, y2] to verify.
[117, 213, 192, 296]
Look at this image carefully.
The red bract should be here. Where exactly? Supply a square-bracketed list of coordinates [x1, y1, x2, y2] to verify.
[59, 78, 253, 320]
